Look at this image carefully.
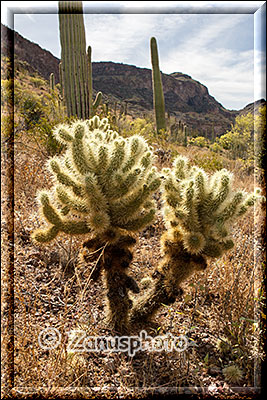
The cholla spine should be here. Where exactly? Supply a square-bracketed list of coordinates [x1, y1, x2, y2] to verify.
[162, 155, 263, 257]
[32, 116, 160, 243]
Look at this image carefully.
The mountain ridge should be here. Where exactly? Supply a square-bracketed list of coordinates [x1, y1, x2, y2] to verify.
[1, 23, 265, 137]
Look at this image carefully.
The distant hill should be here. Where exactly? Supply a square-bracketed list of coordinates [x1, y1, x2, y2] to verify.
[238, 99, 266, 116]
[1, 23, 60, 82]
[1, 23, 265, 137]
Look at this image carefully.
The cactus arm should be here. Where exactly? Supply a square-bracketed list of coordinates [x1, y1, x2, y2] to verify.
[87, 45, 102, 117]
[61, 220, 91, 235]
[71, 124, 93, 174]
[55, 185, 89, 214]
[92, 91, 102, 114]
[118, 209, 156, 231]
[110, 177, 161, 224]
[33, 226, 60, 244]
[84, 174, 108, 214]
[96, 145, 108, 172]
[59, 62, 64, 98]
[49, 158, 83, 197]
[49, 73, 55, 92]
[121, 136, 147, 173]
[106, 141, 126, 175]
[87, 45, 93, 117]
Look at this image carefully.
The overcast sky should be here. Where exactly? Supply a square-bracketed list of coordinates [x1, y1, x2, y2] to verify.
[1, 1, 266, 110]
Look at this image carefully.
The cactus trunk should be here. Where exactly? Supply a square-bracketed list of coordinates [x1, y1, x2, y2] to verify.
[129, 231, 207, 323]
[150, 37, 166, 134]
[184, 125, 188, 147]
[58, 1, 90, 119]
[82, 232, 139, 332]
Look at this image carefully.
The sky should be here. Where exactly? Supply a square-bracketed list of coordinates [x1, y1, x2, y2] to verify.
[1, 1, 266, 110]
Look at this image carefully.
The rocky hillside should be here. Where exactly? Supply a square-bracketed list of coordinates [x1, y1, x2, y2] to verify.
[2, 23, 265, 137]
[1, 23, 60, 83]
[92, 62, 238, 135]
[238, 98, 266, 116]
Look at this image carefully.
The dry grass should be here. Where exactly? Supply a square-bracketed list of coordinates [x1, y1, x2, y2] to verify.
[1, 126, 266, 400]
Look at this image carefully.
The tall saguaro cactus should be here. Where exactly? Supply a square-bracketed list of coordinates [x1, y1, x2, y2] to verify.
[150, 37, 166, 134]
[58, 1, 90, 119]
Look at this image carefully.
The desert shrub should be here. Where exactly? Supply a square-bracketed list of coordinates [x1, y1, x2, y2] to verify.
[11, 71, 67, 156]
[129, 117, 155, 138]
[209, 141, 223, 153]
[193, 151, 225, 172]
[30, 76, 47, 88]
[1, 78, 13, 106]
[218, 112, 254, 160]
[19, 92, 44, 129]
[189, 136, 209, 148]
[254, 105, 266, 170]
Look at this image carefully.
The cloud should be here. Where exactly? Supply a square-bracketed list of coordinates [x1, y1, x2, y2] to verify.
[159, 14, 255, 109]
[84, 13, 190, 66]
[3, 2, 264, 110]
[254, 49, 266, 101]
[84, 14, 155, 64]
[83, 12, 257, 109]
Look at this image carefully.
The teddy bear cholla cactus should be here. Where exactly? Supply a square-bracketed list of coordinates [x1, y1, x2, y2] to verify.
[130, 155, 262, 323]
[32, 115, 161, 332]
[161, 155, 261, 257]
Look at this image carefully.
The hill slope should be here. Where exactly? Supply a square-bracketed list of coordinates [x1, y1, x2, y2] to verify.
[1, 23, 265, 136]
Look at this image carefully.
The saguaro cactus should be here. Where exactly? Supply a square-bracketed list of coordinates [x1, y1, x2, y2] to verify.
[49, 73, 55, 92]
[183, 125, 188, 147]
[87, 45, 102, 117]
[130, 155, 263, 323]
[150, 37, 166, 134]
[32, 116, 161, 332]
[58, 1, 90, 119]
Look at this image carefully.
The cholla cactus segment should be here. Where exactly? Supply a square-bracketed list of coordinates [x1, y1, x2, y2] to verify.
[182, 231, 206, 254]
[162, 155, 264, 257]
[222, 365, 243, 384]
[32, 116, 160, 243]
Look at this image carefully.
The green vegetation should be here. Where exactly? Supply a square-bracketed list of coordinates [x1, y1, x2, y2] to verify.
[218, 112, 254, 160]
[1, 63, 67, 156]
